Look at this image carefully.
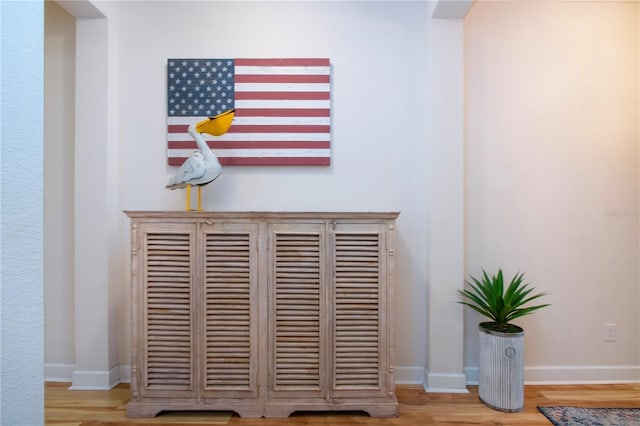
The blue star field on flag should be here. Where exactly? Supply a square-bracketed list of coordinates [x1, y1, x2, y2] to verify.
[167, 59, 235, 117]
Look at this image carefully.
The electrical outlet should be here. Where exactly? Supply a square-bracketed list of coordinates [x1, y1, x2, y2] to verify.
[604, 323, 616, 342]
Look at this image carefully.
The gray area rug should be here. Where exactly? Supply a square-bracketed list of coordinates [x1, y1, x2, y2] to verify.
[538, 406, 640, 426]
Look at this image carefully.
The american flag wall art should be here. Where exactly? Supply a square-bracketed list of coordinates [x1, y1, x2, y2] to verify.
[167, 58, 331, 166]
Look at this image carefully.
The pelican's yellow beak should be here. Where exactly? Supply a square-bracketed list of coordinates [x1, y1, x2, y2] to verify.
[195, 108, 236, 136]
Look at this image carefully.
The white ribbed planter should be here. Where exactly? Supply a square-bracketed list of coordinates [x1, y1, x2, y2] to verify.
[478, 323, 524, 413]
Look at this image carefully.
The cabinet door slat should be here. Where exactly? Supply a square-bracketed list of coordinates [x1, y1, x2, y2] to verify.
[274, 233, 321, 390]
[334, 233, 382, 389]
[204, 233, 253, 391]
[143, 232, 192, 390]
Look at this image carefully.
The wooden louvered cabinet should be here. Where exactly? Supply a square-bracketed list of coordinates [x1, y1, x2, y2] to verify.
[125, 211, 399, 418]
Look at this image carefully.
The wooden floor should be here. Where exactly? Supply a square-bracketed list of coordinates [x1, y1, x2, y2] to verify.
[45, 382, 640, 425]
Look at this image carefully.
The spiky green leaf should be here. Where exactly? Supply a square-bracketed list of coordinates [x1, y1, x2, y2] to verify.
[457, 269, 550, 327]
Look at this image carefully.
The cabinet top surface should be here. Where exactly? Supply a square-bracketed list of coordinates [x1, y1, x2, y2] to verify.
[124, 210, 400, 220]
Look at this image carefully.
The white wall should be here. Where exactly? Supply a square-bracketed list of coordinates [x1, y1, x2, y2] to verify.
[117, 0, 430, 376]
[1, 1, 45, 423]
[44, 0, 432, 384]
[424, 2, 468, 392]
[44, 0, 76, 381]
[42, 0, 640, 389]
[465, 1, 640, 382]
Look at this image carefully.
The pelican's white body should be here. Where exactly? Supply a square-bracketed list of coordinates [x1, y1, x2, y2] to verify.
[166, 125, 222, 189]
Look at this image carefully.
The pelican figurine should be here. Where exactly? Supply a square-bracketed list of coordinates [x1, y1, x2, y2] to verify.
[166, 108, 235, 211]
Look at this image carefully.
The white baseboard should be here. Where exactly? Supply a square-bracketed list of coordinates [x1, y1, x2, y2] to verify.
[45, 363, 75, 382]
[464, 366, 479, 385]
[68, 366, 120, 390]
[394, 366, 424, 384]
[47, 363, 640, 388]
[119, 364, 131, 383]
[524, 365, 640, 384]
[59, 364, 425, 387]
[463, 365, 640, 384]
[53, 364, 428, 387]
[424, 368, 469, 393]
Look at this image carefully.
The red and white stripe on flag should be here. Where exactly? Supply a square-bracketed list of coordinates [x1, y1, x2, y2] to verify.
[167, 58, 331, 166]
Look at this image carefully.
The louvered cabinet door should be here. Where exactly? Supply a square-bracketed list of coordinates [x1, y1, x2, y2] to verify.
[135, 223, 196, 399]
[201, 223, 258, 399]
[268, 223, 326, 398]
[330, 223, 390, 399]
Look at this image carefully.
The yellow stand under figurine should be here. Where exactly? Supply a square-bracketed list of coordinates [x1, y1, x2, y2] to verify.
[183, 184, 204, 212]
[185, 184, 191, 211]
[166, 109, 235, 211]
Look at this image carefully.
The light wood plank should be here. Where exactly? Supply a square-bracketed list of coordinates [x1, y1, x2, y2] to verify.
[46, 382, 640, 425]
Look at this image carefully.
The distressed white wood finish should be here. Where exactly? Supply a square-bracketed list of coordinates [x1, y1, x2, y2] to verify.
[125, 211, 399, 418]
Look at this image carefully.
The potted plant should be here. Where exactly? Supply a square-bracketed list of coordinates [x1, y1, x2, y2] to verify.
[458, 269, 550, 412]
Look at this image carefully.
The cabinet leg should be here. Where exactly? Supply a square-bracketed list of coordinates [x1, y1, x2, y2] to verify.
[126, 403, 164, 418]
[364, 404, 399, 418]
[263, 406, 296, 418]
[232, 407, 264, 418]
